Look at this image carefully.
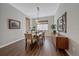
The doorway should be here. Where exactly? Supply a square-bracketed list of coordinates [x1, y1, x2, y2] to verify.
[26, 17, 30, 32]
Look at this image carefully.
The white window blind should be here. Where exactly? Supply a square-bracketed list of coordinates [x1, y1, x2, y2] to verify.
[37, 24, 48, 30]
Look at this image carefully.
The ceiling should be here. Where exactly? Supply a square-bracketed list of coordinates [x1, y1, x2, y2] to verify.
[10, 3, 59, 19]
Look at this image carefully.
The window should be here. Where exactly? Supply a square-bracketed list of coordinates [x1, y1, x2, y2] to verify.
[37, 24, 48, 31]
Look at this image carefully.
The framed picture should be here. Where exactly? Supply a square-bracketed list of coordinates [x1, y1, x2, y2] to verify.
[57, 12, 67, 33]
[57, 16, 63, 32]
[62, 12, 67, 33]
[8, 19, 21, 29]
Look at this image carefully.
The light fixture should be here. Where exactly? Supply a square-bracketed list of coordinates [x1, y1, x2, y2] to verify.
[35, 7, 40, 24]
[36, 7, 39, 20]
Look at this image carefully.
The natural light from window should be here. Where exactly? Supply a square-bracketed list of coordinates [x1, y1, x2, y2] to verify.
[37, 24, 48, 31]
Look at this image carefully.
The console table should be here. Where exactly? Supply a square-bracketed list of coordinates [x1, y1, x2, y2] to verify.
[52, 33, 69, 50]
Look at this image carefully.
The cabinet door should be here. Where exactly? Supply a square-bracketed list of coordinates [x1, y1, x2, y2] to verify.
[56, 37, 68, 49]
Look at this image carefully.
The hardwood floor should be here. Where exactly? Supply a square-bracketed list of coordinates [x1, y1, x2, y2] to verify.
[0, 37, 68, 56]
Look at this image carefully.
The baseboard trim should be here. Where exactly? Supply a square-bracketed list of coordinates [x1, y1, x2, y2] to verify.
[65, 49, 72, 56]
[0, 38, 24, 48]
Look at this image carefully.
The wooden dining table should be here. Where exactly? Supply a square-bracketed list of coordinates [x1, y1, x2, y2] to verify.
[24, 31, 45, 49]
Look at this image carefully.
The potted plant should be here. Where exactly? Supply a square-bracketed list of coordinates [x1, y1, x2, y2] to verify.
[51, 24, 56, 34]
[31, 26, 36, 31]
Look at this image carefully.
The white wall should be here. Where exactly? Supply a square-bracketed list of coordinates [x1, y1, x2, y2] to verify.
[55, 3, 79, 56]
[32, 16, 54, 36]
[0, 3, 26, 47]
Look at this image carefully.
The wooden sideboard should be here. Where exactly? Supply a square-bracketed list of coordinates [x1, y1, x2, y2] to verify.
[52, 33, 69, 50]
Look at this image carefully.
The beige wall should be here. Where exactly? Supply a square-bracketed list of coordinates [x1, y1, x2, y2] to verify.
[0, 3, 26, 47]
[55, 3, 79, 56]
[32, 16, 54, 36]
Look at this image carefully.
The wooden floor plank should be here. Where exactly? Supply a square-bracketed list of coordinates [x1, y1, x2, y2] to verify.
[0, 36, 68, 56]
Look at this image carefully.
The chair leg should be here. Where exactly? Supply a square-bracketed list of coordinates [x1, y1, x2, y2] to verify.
[25, 39, 27, 49]
[25, 42, 27, 49]
[30, 44, 32, 50]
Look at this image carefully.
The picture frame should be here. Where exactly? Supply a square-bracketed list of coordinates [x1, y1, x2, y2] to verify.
[8, 19, 21, 29]
[62, 12, 67, 33]
[57, 16, 63, 32]
[57, 12, 67, 33]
